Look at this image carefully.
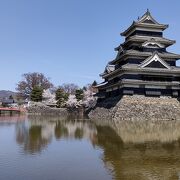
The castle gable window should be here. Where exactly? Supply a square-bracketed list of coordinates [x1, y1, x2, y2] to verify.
[142, 40, 164, 48]
[139, 53, 171, 69]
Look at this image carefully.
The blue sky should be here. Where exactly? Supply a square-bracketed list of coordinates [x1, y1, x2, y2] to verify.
[0, 0, 180, 91]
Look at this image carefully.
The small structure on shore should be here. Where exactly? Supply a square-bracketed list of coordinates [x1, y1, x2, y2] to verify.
[96, 10, 180, 100]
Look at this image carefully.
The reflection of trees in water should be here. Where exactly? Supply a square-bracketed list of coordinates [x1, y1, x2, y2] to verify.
[24, 125, 50, 154]
[54, 121, 87, 140]
[16, 122, 52, 154]
[74, 128, 84, 139]
[93, 120, 180, 180]
[16, 121, 28, 145]
[54, 120, 96, 141]
[16, 118, 97, 154]
[54, 121, 68, 139]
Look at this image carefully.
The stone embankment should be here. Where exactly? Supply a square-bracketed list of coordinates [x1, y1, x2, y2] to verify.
[27, 102, 68, 117]
[89, 95, 180, 121]
[27, 102, 86, 119]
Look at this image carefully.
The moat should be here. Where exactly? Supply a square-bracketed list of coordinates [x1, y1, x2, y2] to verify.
[1, 115, 180, 180]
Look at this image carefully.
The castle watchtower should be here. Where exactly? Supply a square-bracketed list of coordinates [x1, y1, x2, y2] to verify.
[96, 10, 180, 100]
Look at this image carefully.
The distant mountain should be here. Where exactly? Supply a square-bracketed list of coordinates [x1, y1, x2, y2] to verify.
[0, 90, 17, 101]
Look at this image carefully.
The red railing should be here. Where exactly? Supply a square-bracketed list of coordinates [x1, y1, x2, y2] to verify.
[0, 107, 23, 112]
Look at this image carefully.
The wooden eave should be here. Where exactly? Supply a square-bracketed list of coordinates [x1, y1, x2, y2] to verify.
[122, 65, 180, 73]
[111, 50, 180, 64]
[94, 81, 108, 88]
[122, 79, 180, 86]
[101, 63, 180, 79]
[123, 35, 175, 47]
[121, 22, 168, 37]
[98, 79, 180, 90]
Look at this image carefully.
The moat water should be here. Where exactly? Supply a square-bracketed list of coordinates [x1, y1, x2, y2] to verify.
[0, 115, 180, 180]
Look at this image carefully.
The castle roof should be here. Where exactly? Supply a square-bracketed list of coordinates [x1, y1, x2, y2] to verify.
[122, 35, 175, 47]
[110, 50, 180, 64]
[121, 10, 168, 37]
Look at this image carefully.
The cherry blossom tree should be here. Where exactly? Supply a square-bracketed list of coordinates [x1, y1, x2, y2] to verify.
[66, 95, 81, 108]
[82, 87, 97, 109]
[66, 85, 97, 109]
[42, 89, 56, 105]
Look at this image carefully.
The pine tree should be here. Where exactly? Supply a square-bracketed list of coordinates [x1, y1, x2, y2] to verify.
[30, 86, 43, 102]
[75, 89, 84, 101]
[55, 88, 69, 108]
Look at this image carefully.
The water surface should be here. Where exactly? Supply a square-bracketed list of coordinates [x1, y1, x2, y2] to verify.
[0, 115, 180, 180]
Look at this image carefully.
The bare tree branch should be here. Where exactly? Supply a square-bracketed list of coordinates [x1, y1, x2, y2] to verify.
[16, 72, 53, 97]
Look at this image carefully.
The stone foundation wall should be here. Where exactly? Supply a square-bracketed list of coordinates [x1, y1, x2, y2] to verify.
[89, 95, 180, 121]
[27, 102, 68, 117]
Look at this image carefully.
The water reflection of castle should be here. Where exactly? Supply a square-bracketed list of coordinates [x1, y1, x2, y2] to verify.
[14, 118, 180, 179]
[95, 120, 180, 179]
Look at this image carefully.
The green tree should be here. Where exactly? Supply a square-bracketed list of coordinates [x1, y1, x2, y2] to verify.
[55, 88, 69, 108]
[75, 89, 84, 101]
[30, 86, 43, 102]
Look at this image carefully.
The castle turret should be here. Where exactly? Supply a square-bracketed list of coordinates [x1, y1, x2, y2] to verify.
[96, 10, 180, 100]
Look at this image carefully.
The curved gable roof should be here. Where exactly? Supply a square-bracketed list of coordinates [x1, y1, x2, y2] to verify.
[139, 52, 171, 69]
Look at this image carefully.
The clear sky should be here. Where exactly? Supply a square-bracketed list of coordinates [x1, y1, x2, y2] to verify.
[0, 0, 180, 91]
